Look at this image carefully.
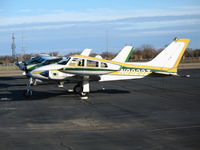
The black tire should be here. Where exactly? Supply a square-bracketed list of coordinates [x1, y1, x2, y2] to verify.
[23, 90, 32, 97]
[73, 84, 83, 93]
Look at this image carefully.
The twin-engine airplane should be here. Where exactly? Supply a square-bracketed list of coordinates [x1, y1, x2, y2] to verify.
[24, 46, 133, 96]
[25, 38, 190, 98]
[16, 49, 92, 75]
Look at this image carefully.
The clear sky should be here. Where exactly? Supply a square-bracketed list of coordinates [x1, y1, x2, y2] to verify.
[0, 0, 200, 55]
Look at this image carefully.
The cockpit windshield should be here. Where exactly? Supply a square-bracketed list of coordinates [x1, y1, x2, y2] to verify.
[58, 57, 70, 65]
[25, 56, 46, 65]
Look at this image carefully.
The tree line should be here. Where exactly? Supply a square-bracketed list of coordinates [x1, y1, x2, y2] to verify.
[0, 45, 200, 65]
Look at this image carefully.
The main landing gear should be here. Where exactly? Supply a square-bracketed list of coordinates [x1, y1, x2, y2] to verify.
[73, 83, 89, 97]
[74, 77, 90, 98]
[23, 76, 90, 99]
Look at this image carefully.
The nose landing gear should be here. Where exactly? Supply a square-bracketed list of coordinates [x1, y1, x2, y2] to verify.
[23, 89, 33, 97]
[23, 76, 91, 99]
[24, 77, 33, 97]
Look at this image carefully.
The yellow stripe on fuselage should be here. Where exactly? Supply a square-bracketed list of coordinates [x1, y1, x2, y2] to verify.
[72, 39, 190, 73]
[32, 71, 43, 74]
[71, 56, 175, 72]
[32, 39, 189, 77]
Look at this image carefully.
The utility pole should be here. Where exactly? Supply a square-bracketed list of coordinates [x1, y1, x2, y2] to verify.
[106, 30, 109, 59]
[11, 33, 16, 59]
[21, 33, 25, 56]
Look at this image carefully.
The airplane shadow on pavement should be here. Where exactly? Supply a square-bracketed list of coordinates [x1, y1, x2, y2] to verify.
[0, 89, 130, 102]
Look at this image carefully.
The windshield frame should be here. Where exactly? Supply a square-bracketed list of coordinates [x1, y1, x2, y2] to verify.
[57, 57, 71, 65]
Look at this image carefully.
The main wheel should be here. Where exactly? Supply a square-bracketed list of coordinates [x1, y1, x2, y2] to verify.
[23, 90, 33, 97]
[73, 84, 83, 93]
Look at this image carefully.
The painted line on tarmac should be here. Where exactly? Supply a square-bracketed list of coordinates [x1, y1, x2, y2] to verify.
[147, 125, 200, 132]
[0, 97, 12, 101]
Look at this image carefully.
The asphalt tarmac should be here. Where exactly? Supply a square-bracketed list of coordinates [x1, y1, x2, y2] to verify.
[0, 69, 200, 150]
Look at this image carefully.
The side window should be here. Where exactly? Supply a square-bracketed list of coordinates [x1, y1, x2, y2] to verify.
[87, 60, 99, 67]
[69, 58, 85, 66]
[78, 59, 85, 66]
[101, 62, 108, 68]
[69, 58, 78, 66]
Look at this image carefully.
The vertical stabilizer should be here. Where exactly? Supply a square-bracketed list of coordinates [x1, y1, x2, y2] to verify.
[112, 46, 133, 63]
[80, 49, 92, 56]
[139, 39, 190, 72]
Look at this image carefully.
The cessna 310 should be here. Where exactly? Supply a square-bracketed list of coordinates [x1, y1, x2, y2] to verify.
[25, 38, 190, 99]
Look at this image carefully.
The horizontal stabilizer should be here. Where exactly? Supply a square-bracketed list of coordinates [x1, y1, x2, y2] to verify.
[152, 71, 178, 76]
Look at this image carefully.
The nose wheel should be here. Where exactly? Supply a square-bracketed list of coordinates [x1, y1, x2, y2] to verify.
[24, 77, 33, 97]
[23, 89, 33, 97]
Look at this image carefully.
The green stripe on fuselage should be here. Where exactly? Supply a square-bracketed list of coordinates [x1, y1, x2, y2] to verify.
[62, 67, 116, 72]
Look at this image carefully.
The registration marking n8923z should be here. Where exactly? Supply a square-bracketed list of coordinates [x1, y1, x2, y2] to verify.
[120, 69, 151, 75]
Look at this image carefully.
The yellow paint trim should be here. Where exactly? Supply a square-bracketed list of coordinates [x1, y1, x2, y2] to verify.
[31, 39, 190, 77]
[72, 55, 168, 70]
[71, 56, 175, 72]
[71, 38, 190, 73]
[173, 38, 190, 69]
[32, 71, 43, 74]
